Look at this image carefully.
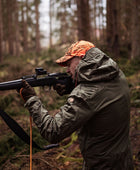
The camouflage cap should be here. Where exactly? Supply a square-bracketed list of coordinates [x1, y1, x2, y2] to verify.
[56, 40, 95, 66]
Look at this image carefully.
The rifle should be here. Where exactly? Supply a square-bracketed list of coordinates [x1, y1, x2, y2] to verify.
[0, 68, 74, 94]
[0, 68, 74, 150]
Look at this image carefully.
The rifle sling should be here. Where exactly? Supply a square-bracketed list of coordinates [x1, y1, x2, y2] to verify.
[0, 109, 59, 150]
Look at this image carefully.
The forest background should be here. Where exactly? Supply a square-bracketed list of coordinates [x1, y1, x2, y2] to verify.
[0, 0, 140, 169]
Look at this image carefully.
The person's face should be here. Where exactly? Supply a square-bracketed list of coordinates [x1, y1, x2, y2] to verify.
[66, 56, 81, 80]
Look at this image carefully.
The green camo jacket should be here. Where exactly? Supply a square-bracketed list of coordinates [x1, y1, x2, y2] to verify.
[25, 48, 133, 170]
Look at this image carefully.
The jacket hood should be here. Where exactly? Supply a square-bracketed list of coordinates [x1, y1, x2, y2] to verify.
[75, 47, 119, 83]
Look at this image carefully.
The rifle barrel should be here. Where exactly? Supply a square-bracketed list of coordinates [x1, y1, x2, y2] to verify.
[0, 73, 71, 91]
[0, 79, 23, 90]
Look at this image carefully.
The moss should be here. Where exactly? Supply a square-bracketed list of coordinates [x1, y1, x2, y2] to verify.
[118, 57, 140, 77]
[130, 88, 140, 107]
[1, 47, 140, 169]
[63, 133, 78, 149]
[0, 133, 26, 166]
[0, 126, 50, 166]
[0, 95, 14, 110]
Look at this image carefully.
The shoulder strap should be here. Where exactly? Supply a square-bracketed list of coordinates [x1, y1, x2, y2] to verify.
[0, 109, 59, 150]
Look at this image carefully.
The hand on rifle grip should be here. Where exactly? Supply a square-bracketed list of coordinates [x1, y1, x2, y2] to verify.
[17, 80, 36, 102]
[53, 83, 66, 96]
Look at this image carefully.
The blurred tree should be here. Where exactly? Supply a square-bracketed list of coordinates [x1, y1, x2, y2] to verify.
[91, 0, 106, 44]
[55, 0, 77, 44]
[0, 0, 42, 57]
[99, 0, 106, 43]
[106, 0, 120, 58]
[0, 0, 140, 61]
[14, 0, 20, 57]
[21, 0, 28, 52]
[131, 0, 140, 59]
[49, 0, 53, 47]
[76, 0, 91, 41]
[35, 0, 41, 53]
[7, 0, 14, 55]
[0, 0, 3, 62]
[119, 0, 132, 50]
[59, 1, 67, 44]
[92, 0, 97, 41]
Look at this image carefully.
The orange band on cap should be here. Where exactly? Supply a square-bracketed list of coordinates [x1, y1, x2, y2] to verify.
[56, 40, 95, 66]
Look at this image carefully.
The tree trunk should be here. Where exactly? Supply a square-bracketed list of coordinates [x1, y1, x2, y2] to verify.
[76, 0, 91, 41]
[60, 1, 67, 44]
[21, 0, 28, 52]
[14, 0, 20, 57]
[25, 0, 29, 51]
[49, 0, 53, 47]
[0, 0, 3, 62]
[112, 0, 120, 57]
[93, 0, 97, 41]
[35, 0, 40, 53]
[100, 0, 105, 43]
[106, 0, 120, 58]
[7, 0, 14, 55]
[131, 0, 140, 59]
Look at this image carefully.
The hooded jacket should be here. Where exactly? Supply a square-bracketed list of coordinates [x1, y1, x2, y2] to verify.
[25, 47, 133, 170]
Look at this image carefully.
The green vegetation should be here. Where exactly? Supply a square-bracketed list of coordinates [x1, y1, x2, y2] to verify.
[0, 48, 68, 168]
[0, 48, 140, 169]
[118, 57, 140, 77]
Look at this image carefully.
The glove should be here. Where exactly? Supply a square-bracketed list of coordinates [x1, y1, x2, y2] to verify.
[53, 77, 75, 96]
[53, 83, 67, 96]
[18, 79, 36, 102]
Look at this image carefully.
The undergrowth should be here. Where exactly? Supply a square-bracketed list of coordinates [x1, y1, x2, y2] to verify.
[0, 48, 140, 169]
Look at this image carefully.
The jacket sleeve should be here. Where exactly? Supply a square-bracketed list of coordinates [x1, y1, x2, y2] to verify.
[24, 94, 91, 144]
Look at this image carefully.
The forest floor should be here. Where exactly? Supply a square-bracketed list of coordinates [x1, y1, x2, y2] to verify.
[0, 107, 140, 170]
[0, 51, 140, 170]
